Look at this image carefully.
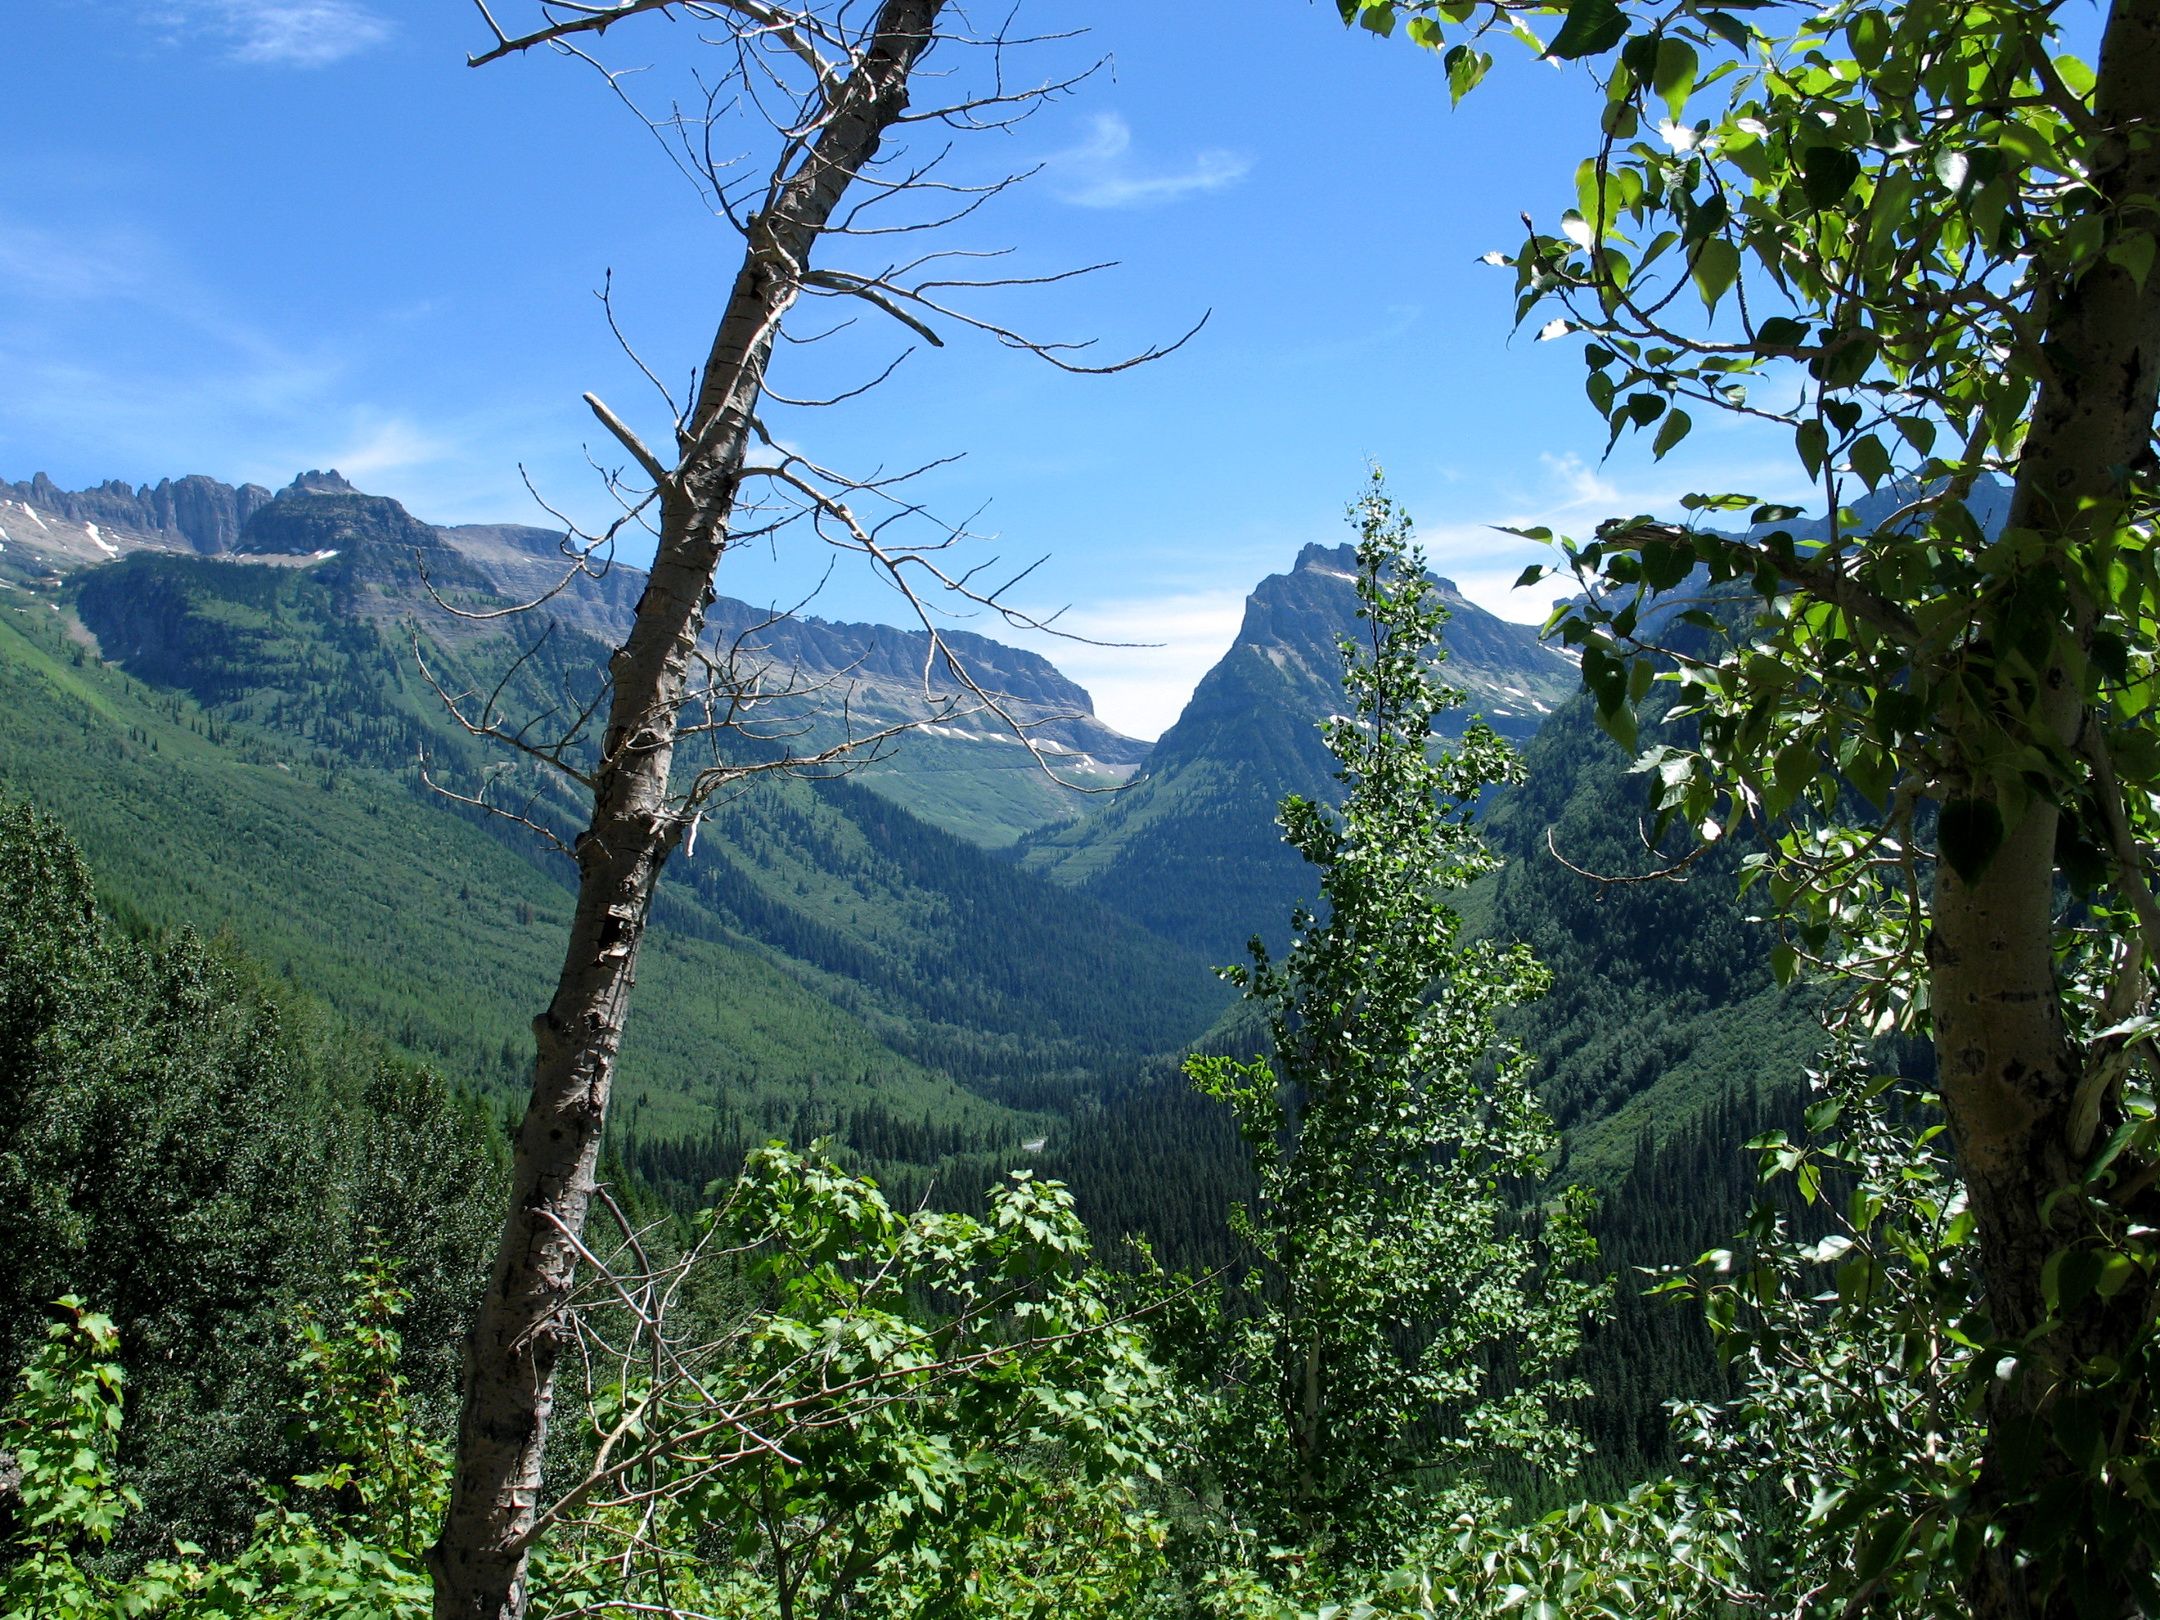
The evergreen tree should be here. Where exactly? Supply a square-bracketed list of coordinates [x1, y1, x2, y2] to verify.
[0, 800, 502, 1557]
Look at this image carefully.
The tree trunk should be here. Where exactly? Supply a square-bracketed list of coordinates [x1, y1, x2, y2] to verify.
[1932, 0, 2160, 1610]
[428, 7, 944, 1616]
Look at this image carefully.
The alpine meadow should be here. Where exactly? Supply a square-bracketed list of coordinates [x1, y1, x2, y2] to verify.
[1, 1, 2156, 1617]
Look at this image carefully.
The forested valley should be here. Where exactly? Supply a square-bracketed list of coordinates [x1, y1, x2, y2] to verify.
[4, 0, 2158, 1617]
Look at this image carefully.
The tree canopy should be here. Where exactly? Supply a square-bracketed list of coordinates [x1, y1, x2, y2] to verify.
[1348, 0, 2160, 1611]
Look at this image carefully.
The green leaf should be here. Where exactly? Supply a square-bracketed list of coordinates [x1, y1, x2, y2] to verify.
[1849, 432, 1892, 488]
[1653, 38, 1699, 116]
[2108, 231, 2156, 290]
[1652, 407, 1693, 459]
[1693, 237, 1740, 312]
[1846, 9, 1888, 69]
[1443, 42, 1492, 102]
[1642, 537, 1694, 589]
[1700, 9, 1750, 49]
[2043, 1247, 2104, 1313]
[2095, 1252, 2138, 1300]
[1546, 0, 1627, 59]
[1800, 145, 1862, 209]
[1795, 420, 1829, 478]
[1770, 941, 1798, 984]
[1893, 414, 1938, 455]
[1595, 699, 1639, 752]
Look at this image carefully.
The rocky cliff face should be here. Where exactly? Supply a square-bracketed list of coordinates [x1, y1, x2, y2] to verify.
[1234, 541, 1573, 743]
[428, 520, 1144, 765]
[235, 472, 499, 597]
[3, 471, 274, 555]
[700, 597, 1150, 770]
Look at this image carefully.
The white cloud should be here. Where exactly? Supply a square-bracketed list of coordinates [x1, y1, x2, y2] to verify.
[0, 207, 556, 526]
[147, 1, 391, 68]
[1536, 450, 1621, 512]
[1414, 446, 1809, 625]
[1053, 114, 1252, 210]
[321, 416, 450, 483]
[0, 220, 156, 305]
[1008, 585, 1250, 741]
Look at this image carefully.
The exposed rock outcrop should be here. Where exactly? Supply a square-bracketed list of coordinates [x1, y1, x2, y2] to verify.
[2, 471, 273, 554]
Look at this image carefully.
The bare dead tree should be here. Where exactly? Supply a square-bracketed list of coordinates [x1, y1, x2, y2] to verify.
[425, 5, 1194, 1616]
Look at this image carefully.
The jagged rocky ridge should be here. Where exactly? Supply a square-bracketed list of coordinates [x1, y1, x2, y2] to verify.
[24, 467, 1146, 844]
[1, 470, 273, 555]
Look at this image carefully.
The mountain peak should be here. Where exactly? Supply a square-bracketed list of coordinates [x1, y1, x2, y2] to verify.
[1289, 539, 1460, 595]
[285, 469, 357, 496]
[2, 470, 275, 556]
[1293, 541, 1358, 577]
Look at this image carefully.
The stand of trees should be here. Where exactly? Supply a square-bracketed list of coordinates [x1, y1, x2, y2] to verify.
[7, 0, 2159, 1612]
[1351, 0, 2160, 1608]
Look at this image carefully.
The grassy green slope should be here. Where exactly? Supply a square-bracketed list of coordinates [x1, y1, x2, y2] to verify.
[848, 732, 1127, 850]
[0, 600, 1007, 1144]
[18, 529, 1230, 1171]
[71, 549, 1225, 1082]
[1482, 658, 1827, 1189]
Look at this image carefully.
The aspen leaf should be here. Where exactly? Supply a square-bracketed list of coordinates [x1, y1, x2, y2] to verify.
[1800, 146, 1861, 208]
[1546, 0, 1626, 59]
[1693, 237, 1740, 311]
[1795, 420, 1830, 477]
[1652, 407, 1693, 458]
[1849, 432, 1891, 488]
[2109, 232, 2156, 289]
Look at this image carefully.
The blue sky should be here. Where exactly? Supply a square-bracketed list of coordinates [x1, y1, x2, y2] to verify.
[3, 1, 1803, 737]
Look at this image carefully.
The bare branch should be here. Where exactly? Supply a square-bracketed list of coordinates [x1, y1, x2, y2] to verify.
[584, 391, 673, 486]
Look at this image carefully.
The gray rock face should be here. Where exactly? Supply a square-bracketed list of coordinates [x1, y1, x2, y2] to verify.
[700, 597, 1151, 769]
[236, 478, 498, 595]
[1250, 541, 1575, 742]
[285, 469, 357, 496]
[426, 522, 1148, 768]
[2, 471, 273, 554]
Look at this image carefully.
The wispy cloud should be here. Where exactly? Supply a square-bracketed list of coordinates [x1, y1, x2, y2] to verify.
[146, 1, 391, 68]
[0, 204, 542, 524]
[320, 416, 451, 484]
[1416, 448, 1806, 626]
[1535, 450, 1621, 512]
[1009, 585, 1250, 741]
[1052, 114, 1252, 210]
[0, 219, 157, 305]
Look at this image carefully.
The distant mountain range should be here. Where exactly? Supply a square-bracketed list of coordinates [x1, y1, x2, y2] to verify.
[1, 469, 1574, 865]
[0, 458, 1987, 1499]
[0, 466, 1253, 1181]
[0, 459, 1816, 1203]
[3, 469, 1146, 848]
